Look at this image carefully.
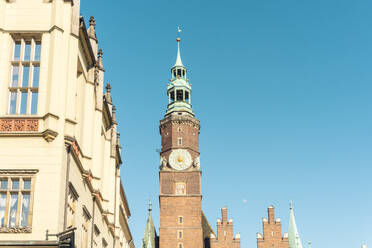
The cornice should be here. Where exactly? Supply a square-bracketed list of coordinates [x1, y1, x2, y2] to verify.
[1, 25, 64, 34]
[48, 25, 64, 33]
[79, 17, 96, 67]
[160, 147, 200, 156]
[159, 194, 202, 197]
[160, 114, 200, 130]
[0, 169, 39, 174]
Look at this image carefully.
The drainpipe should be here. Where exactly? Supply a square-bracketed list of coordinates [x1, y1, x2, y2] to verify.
[63, 145, 71, 230]
[90, 196, 96, 248]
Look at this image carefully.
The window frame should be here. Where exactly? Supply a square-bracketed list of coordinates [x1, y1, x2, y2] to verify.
[0, 170, 37, 232]
[8, 36, 41, 115]
[177, 230, 183, 239]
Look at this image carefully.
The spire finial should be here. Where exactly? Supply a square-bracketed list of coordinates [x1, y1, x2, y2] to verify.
[117, 132, 121, 148]
[88, 16, 97, 40]
[112, 105, 117, 124]
[105, 82, 112, 104]
[97, 49, 104, 70]
[290, 200, 293, 210]
[148, 200, 152, 212]
[308, 241, 312, 248]
[89, 16, 96, 27]
[174, 27, 183, 67]
[106, 82, 111, 92]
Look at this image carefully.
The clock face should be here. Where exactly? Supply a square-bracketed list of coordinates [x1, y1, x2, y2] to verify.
[169, 149, 192, 171]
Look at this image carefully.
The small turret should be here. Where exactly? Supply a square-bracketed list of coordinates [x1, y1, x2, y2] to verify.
[87, 16, 98, 58]
[105, 83, 112, 104]
[97, 49, 104, 71]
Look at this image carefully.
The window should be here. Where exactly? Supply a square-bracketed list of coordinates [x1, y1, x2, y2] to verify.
[178, 137, 182, 146]
[0, 175, 35, 230]
[178, 216, 183, 224]
[176, 90, 183, 101]
[170, 91, 175, 103]
[81, 207, 91, 248]
[9, 38, 40, 115]
[185, 91, 189, 102]
[178, 243, 183, 248]
[66, 183, 79, 228]
[93, 224, 100, 247]
[178, 230, 183, 239]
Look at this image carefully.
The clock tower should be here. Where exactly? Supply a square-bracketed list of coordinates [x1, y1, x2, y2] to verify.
[158, 37, 203, 248]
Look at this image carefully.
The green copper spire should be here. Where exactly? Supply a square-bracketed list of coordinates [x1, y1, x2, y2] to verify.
[288, 201, 303, 248]
[165, 37, 193, 116]
[142, 200, 157, 248]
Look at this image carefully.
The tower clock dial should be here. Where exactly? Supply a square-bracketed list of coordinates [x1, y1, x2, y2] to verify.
[168, 149, 192, 170]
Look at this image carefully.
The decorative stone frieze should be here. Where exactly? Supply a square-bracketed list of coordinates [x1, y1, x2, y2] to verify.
[0, 119, 39, 132]
[0, 227, 32, 233]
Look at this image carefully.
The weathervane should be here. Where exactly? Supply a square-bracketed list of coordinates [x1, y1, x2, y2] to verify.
[177, 26, 182, 41]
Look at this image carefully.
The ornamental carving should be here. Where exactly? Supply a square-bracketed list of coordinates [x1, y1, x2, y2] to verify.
[26, 120, 39, 131]
[0, 120, 12, 132]
[14, 120, 25, 131]
[0, 119, 39, 132]
[160, 156, 167, 169]
[0, 226, 32, 233]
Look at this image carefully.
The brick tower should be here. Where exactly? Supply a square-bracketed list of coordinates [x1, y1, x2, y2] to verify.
[158, 37, 203, 248]
[257, 206, 289, 248]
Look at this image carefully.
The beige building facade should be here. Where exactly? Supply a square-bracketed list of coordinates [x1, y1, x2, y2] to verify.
[0, 0, 133, 247]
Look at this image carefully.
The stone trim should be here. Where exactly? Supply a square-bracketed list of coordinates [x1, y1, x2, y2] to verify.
[0, 169, 39, 174]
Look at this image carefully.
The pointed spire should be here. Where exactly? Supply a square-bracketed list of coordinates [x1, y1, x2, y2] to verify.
[88, 16, 97, 40]
[288, 201, 303, 248]
[112, 105, 117, 124]
[105, 82, 112, 104]
[116, 132, 121, 149]
[174, 37, 184, 67]
[97, 49, 104, 70]
[142, 201, 156, 248]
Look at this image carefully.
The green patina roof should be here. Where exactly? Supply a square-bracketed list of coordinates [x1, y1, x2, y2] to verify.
[288, 202, 303, 248]
[142, 202, 157, 248]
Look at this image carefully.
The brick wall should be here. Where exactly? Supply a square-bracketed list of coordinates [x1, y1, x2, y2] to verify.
[160, 113, 200, 160]
[210, 207, 240, 248]
[159, 196, 203, 248]
[257, 206, 288, 248]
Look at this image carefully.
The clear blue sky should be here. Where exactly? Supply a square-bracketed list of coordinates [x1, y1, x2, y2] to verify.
[81, 1, 371, 247]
